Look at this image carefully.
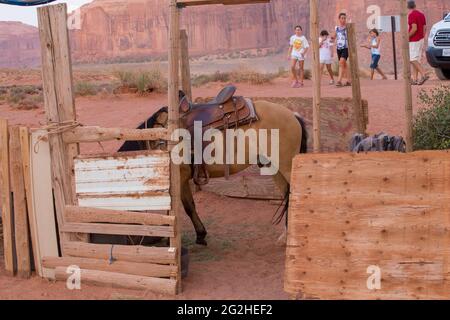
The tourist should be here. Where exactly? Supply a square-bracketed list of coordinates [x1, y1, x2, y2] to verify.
[288, 25, 309, 88]
[319, 30, 335, 85]
[331, 12, 351, 87]
[407, 0, 429, 85]
[361, 28, 388, 80]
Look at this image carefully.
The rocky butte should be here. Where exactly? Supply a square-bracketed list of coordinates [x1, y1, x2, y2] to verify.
[0, 0, 448, 68]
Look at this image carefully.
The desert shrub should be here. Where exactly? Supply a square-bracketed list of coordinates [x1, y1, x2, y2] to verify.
[113, 68, 167, 94]
[114, 70, 135, 87]
[4, 85, 43, 109]
[413, 85, 450, 150]
[136, 69, 167, 94]
[192, 71, 231, 87]
[75, 82, 99, 96]
[229, 68, 277, 85]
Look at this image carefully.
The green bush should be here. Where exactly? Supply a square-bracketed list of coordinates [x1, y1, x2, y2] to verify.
[413, 85, 450, 150]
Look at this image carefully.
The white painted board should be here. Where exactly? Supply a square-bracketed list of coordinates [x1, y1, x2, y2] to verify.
[30, 130, 59, 279]
[74, 151, 171, 211]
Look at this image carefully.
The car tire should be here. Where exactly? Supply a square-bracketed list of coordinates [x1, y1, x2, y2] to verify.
[435, 68, 450, 80]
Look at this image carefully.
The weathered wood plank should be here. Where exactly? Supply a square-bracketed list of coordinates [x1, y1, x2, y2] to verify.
[19, 127, 41, 276]
[9, 126, 31, 278]
[63, 127, 169, 144]
[0, 119, 14, 275]
[42, 256, 177, 278]
[61, 222, 175, 238]
[285, 151, 450, 300]
[63, 241, 177, 264]
[54, 267, 177, 294]
[29, 130, 60, 279]
[65, 205, 175, 226]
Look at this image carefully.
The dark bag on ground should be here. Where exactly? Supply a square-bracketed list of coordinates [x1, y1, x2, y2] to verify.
[349, 132, 406, 153]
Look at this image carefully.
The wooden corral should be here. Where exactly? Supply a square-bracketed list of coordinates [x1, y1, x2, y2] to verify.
[285, 151, 450, 300]
[200, 97, 368, 200]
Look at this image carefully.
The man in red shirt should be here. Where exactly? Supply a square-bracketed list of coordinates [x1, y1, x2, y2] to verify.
[408, 0, 429, 85]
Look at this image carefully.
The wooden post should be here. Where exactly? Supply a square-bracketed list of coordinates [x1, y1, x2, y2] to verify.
[168, 0, 182, 293]
[37, 4, 87, 249]
[310, 0, 321, 153]
[180, 29, 193, 101]
[400, 0, 413, 152]
[9, 126, 31, 278]
[19, 127, 42, 277]
[347, 23, 366, 134]
[0, 119, 14, 275]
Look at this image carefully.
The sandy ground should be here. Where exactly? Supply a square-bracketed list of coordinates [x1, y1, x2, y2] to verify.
[0, 76, 446, 299]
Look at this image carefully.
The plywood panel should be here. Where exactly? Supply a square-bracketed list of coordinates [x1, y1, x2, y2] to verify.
[29, 130, 61, 278]
[285, 151, 450, 300]
[74, 151, 171, 211]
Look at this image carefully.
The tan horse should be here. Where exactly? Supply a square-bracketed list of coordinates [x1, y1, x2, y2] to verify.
[119, 98, 307, 245]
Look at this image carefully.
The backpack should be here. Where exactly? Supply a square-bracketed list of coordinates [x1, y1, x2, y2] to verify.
[349, 132, 406, 153]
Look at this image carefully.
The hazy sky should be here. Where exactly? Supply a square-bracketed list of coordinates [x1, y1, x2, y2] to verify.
[0, 0, 93, 26]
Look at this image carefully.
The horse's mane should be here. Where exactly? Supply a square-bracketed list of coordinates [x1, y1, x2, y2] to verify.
[118, 106, 168, 152]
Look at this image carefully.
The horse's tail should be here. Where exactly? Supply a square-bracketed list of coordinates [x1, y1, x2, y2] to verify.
[294, 112, 308, 154]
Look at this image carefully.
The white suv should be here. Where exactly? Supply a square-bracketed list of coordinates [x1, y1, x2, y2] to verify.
[427, 13, 450, 80]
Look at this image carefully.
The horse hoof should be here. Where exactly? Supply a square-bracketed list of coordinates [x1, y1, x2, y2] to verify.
[196, 238, 208, 246]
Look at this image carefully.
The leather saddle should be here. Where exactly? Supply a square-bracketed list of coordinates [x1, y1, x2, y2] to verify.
[179, 85, 258, 185]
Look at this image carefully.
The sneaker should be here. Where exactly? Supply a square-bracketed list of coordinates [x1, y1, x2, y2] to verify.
[291, 81, 299, 88]
[329, 80, 335, 85]
[299, 82, 304, 87]
[336, 81, 344, 87]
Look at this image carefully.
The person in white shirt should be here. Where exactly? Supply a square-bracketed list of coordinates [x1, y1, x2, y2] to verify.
[319, 30, 335, 85]
[288, 25, 309, 88]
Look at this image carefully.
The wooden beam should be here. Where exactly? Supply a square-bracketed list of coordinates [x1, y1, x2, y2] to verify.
[9, 126, 31, 278]
[42, 256, 177, 278]
[61, 222, 175, 238]
[19, 127, 41, 277]
[310, 0, 321, 153]
[400, 0, 413, 152]
[180, 29, 193, 101]
[37, 3, 87, 247]
[177, 0, 269, 7]
[0, 119, 14, 275]
[63, 241, 177, 264]
[63, 127, 169, 144]
[347, 23, 366, 134]
[65, 205, 175, 226]
[168, 0, 182, 293]
[54, 267, 177, 294]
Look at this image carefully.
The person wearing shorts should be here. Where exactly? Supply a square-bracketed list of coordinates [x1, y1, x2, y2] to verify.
[332, 12, 351, 87]
[361, 28, 387, 80]
[408, 0, 429, 85]
[319, 30, 335, 85]
[288, 25, 309, 88]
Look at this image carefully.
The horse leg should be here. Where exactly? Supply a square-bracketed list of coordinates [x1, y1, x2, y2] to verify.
[181, 179, 208, 246]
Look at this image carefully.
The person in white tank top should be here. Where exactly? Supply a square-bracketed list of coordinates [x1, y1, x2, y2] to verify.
[361, 28, 387, 80]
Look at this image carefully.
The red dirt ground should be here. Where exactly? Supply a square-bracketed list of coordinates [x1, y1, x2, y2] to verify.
[0, 77, 445, 299]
